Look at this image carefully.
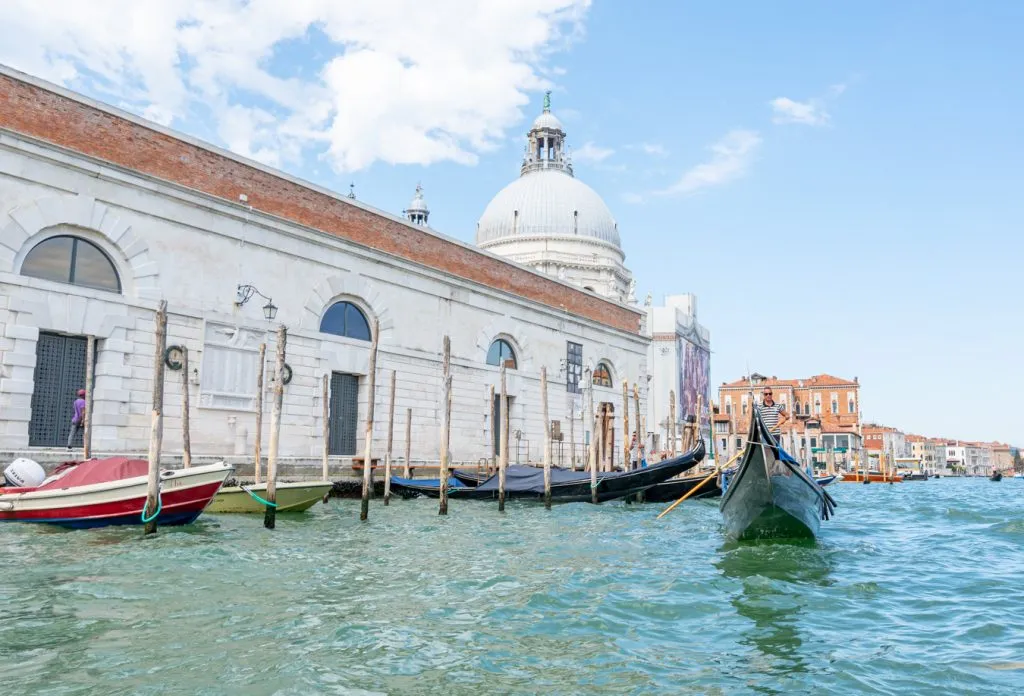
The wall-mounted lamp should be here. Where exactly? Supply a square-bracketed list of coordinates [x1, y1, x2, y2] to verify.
[235, 284, 278, 321]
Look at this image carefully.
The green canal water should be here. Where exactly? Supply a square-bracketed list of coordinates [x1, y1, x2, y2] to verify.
[1, 478, 1022, 695]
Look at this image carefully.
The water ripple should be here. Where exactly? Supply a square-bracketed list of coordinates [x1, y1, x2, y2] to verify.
[0, 478, 1022, 694]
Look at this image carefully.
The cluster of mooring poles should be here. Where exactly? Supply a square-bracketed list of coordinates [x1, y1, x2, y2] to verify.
[134, 303, 712, 532]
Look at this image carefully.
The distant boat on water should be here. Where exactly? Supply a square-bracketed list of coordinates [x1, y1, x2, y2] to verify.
[841, 470, 903, 483]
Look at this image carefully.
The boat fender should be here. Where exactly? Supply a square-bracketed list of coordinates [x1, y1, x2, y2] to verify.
[0, 501, 13, 511]
[4, 458, 46, 488]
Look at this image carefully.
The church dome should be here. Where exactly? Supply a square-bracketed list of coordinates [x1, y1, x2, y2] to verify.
[406, 184, 428, 213]
[476, 91, 620, 249]
[531, 110, 564, 132]
[476, 170, 620, 247]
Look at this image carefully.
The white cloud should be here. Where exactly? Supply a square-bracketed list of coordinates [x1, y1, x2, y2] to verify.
[0, 0, 592, 172]
[654, 130, 761, 197]
[769, 97, 830, 126]
[637, 142, 668, 157]
[573, 141, 614, 163]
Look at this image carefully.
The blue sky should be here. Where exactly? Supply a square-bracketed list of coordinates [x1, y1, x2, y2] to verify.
[3, 1, 1021, 443]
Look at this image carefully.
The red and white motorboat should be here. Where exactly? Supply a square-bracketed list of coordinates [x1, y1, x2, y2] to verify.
[0, 458, 233, 529]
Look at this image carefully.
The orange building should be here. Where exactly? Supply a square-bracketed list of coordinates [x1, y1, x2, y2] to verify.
[717, 373, 862, 467]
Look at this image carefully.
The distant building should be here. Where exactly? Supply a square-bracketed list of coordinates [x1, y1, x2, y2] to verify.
[992, 443, 1016, 473]
[945, 443, 967, 474]
[922, 437, 950, 475]
[862, 424, 908, 458]
[964, 442, 993, 476]
[717, 373, 861, 468]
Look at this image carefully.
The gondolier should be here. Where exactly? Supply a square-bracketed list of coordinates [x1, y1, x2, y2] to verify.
[756, 388, 787, 434]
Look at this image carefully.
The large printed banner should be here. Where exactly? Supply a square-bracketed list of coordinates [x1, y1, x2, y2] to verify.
[679, 338, 711, 430]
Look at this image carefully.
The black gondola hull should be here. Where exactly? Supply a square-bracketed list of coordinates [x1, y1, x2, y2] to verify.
[640, 473, 722, 502]
[393, 441, 704, 503]
[719, 414, 829, 540]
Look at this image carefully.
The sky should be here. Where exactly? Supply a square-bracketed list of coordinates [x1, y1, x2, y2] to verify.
[2, 1, 1022, 444]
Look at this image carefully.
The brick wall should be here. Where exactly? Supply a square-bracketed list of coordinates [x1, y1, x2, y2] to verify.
[0, 70, 640, 335]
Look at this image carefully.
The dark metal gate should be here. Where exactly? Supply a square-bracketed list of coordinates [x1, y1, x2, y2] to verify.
[328, 372, 359, 456]
[29, 332, 89, 447]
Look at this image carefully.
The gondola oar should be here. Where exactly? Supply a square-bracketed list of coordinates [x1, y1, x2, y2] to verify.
[657, 451, 742, 520]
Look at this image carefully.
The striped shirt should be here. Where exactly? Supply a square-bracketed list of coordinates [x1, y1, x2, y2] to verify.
[758, 402, 785, 432]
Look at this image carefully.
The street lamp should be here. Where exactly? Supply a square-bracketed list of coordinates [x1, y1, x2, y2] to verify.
[235, 283, 278, 321]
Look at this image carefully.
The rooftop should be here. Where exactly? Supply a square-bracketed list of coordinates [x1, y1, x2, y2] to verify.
[721, 373, 859, 389]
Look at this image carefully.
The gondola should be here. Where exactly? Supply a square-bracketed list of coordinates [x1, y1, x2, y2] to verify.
[990, 471, 1003, 482]
[640, 470, 722, 502]
[719, 412, 836, 540]
[390, 440, 705, 503]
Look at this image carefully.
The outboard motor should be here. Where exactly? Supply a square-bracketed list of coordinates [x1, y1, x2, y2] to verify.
[4, 458, 46, 488]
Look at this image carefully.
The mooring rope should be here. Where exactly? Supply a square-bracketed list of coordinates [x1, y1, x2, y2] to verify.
[240, 484, 277, 508]
[140, 491, 162, 523]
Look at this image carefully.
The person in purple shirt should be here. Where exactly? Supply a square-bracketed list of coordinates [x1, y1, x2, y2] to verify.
[67, 389, 86, 450]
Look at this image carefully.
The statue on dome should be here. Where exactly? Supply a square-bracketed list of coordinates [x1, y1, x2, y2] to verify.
[543, 90, 552, 111]
[644, 292, 653, 307]
[627, 279, 637, 304]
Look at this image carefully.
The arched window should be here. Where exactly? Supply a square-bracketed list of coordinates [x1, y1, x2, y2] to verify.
[592, 361, 613, 387]
[486, 339, 517, 369]
[320, 301, 371, 341]
[21, 235, 121, 293]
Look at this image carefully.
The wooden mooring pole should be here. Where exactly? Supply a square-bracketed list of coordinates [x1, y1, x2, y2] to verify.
[384, 369, 396, 506]
[621, 380, 630, 471]
[541, 366, 552, 509]
[589, 413, 600, 504]
[181, 346, 191, 468]
[695, 394, 704, 449]
[84, 336, 95, 459]
[144, 301, 167, 535]
[254, 343, 266, 484]
[360, 318, 380, 522]
[498, 364, 508, 512]
[633, 383, 641, 465]
[404, 407, 412, 478]
[264, 325, 286, 530]
[669, 390, 677, 457]
[439, 337, 452, 516]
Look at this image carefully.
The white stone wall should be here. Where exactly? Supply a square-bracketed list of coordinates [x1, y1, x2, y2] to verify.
[0, 132, 648, 466]
[480, 235, 632, 302]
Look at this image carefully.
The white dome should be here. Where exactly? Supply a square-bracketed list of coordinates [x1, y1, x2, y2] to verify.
[476, 170, 620, 247]
[532, 110, 564, 132]
[407, 189, 427, 212]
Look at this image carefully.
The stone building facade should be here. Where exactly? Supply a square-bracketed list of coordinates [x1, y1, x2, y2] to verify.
[0, 67, 649, 470]
[717, 373, 863, 468]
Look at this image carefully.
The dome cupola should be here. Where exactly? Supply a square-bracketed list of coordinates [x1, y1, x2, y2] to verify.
[473, 92, 633, 303]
